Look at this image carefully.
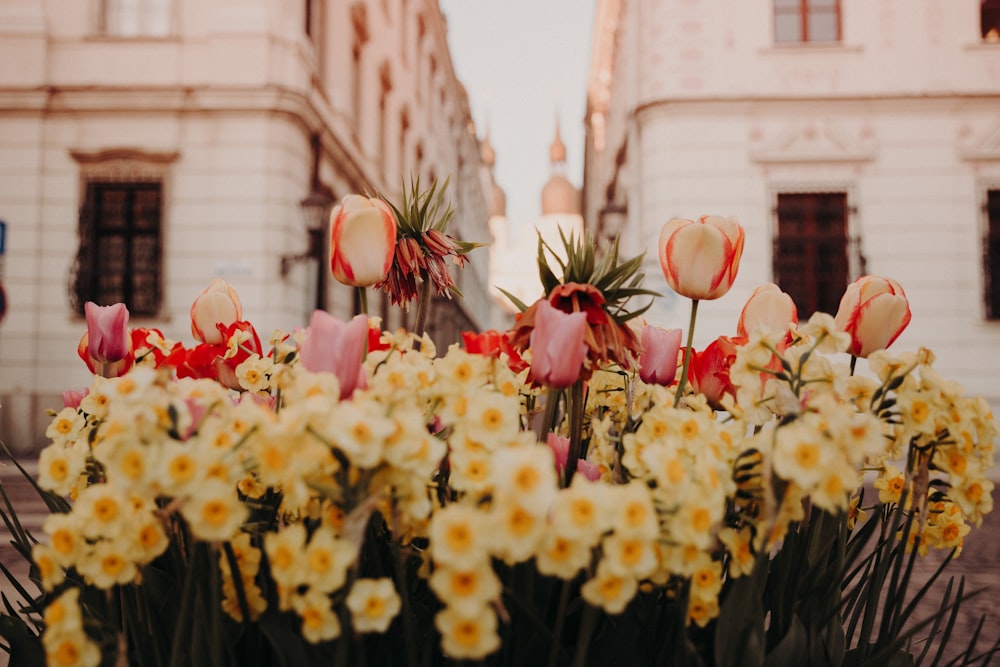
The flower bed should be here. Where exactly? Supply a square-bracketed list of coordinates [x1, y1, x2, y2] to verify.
[0, 186, 996, 667]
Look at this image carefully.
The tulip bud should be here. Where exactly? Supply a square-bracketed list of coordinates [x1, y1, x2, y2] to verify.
[638, 325, 682, 386]
[299, 310, 369, 399]
[737, 283, 798, 337]
[529, 299, 588, 389]
[329, 194, 398, 287]
[191, 279, 242, 345]
[658, 215, 744, 301]
[834, 276, 911, 358]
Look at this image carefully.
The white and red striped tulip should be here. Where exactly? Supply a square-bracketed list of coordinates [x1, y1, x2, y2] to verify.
[834, 276, 911, 358]
[658, 215, 744, 301]
[737, 283, 798, 337]
[329, 195, 397, 287]
[190, 279, 242, 345]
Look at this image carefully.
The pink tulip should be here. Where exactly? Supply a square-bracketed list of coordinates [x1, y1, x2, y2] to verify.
[299, 310, 369, 399]
[547, 433, 570, 471]
[658, 215, 744, 301]
[77, 302, 133, 377]
[529, 299, 588, 389]
[329, 194, 397, 287]
[547, 433, 601, 482]
[84, 302, 131, 363]
[737, 283, 798, 337]
[191, 279, 242, 345]
[834, 276, 911, 358]
[62, 389, 88, 409]
[639, 325, 683, 386]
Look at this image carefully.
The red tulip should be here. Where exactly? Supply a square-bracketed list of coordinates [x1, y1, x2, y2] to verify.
[689, 336, 744, 409]
[77, 302, 133, 377]
[299, 310, 369, 399]
[329, 194, 397, 287]
[834, 276, 911, 358]
[529, 299, 588, 388]
[658, 215, 744, 300]
[638, 325, 682, 386]
[737, 283, 798, 338]
[191, 279, 242, 345]
[213, 321, 263, 391]
[462, 330, 504, 357]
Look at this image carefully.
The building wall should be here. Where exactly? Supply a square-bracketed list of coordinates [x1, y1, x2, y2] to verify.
[0, 0, 493, 452]
[585, 0, 1000, 406]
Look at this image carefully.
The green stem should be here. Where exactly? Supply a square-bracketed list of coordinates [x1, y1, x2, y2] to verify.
[390, 535, 418, 667]
[563, 380, 586, 485]
[673, 299, 700, 408]
[414, 272, 433, 337]
[357, 286, 368, 316]
[540, 388, 561, 443]
[571, 603, 600, 667]
[546, 580, 572, 667]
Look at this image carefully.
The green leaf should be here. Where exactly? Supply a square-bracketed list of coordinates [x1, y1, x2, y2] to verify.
[764, 614, 809, 667]
[715, 556, 766, 667]
[0, 613, 44, 667]
[495, 287, 530, 313]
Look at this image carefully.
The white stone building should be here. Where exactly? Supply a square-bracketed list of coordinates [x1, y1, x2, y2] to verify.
[0, 0, 493, 451]
[584, 0, 1000, 406]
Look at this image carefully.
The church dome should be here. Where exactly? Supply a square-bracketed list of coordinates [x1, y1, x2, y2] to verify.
[541, 117, 579, 215]
[541, 175, 580, 215]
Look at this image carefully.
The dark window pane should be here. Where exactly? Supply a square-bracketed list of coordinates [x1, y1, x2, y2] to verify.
[74, 181, 163, 316]
[986, 190, 1000, 319]
[775, 193, 849, 317]
[984, 0, 1000, 40]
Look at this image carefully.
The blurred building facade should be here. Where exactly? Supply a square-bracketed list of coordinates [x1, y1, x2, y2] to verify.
[0, 0, 493, 451]
[585, 0, 1000, 406]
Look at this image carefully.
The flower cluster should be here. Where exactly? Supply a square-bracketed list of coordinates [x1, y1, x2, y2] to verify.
[8, 202, 997, 667]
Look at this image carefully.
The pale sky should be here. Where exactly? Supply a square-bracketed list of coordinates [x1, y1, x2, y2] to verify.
[439, 0, 596, 239]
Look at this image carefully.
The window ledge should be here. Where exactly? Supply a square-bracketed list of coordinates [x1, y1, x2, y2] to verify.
[85, 34, 178, 42]
[965, 40, 1000, 50]
[760, 43, 863, 55]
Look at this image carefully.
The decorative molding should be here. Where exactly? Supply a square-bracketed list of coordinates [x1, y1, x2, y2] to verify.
[751, 120, 874, 164]
[69, 149, 180, 184]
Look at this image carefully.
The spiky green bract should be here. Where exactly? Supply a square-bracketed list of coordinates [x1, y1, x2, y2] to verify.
[536, 228, 659, 324]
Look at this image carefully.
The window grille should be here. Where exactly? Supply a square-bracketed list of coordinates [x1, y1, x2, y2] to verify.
[773, 192, 849, 317]
[985, 189, 1000, 319]
[72, 182, 163, 317]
